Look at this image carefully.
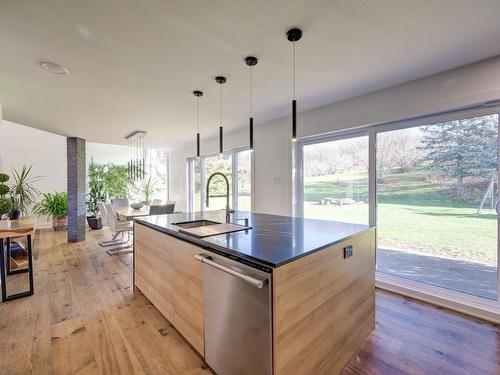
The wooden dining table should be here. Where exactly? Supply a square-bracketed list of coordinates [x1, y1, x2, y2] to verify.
[115, 206, 151, 221]
[0, 216, 35, 238]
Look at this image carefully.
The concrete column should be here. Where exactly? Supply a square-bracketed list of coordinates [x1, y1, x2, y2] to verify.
[67, 137, 86, 242]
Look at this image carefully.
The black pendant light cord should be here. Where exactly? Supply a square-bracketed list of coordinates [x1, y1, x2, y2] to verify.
[193, 90, 203, 158]
[215, 76, 226, 156]
[293, 40, 296, 101]
[250, 65, 253, 116]
[292, 40, 297, 141]
[197, 95, 200, 157]
[219, 82, 223, 155]
[287, 27, 302, 142]
[250, 65, 254, 150]
[245, 56, 258, 151]
[197, 97, 200, 157]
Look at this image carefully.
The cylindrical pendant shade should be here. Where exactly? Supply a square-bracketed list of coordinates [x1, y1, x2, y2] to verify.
[219, 126, 223, 154]
[250, 117, 254, 150]
[287, 28, 302, 143]
[292, 99, 297, 141]
[193, 90, 203, 158]
[196, 132, 200, 158]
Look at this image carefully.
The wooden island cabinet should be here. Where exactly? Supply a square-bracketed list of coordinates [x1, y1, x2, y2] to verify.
[134, 217, 375, 375]
[134, 223, 204, 354]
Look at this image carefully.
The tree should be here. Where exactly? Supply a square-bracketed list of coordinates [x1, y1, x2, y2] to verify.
[103, 163, 129, 199]
[205, 155, 232, 195]
[376, 130, 423, 182]
[420, 115, 498, 191]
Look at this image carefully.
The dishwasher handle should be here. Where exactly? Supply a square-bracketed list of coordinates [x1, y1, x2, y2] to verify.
[195, 253, 267, 289]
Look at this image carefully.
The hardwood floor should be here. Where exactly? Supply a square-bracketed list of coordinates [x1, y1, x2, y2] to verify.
[0, 229, 209, 375]
[1, 228, 499, 374]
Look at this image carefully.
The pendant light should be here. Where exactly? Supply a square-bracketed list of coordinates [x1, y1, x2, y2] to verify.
[215, 76, 227, 155]
[286, 27, 302, 141]
[193, 90, 203, 158]
[245, 56, 258, 151]
[125, 131, 146, 181]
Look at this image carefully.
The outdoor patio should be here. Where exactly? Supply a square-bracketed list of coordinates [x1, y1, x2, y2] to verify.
[377, 248, 497, 300]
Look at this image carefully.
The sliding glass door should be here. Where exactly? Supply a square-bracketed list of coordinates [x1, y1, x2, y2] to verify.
[300, 135, 369, 224]
[236, 150, 252, 211]
[376, 114, 499, 300]
[297, 109, 500, 308]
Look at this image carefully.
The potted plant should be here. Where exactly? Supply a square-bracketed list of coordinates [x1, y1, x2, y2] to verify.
[86, 160, 105, 229]
[141, 176, 158, 205]
[0, 173, 13, 220]
[9, 194, 21, 220]
[9, 165, 41, 219]
[33, 192, 68, 231]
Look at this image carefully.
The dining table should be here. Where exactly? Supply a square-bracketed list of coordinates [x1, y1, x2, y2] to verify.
[115, 206, 151, 221]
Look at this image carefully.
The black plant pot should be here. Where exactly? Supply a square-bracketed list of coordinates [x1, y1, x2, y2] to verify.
[8, 209, 21, 220]
[87, 216, 103, 230]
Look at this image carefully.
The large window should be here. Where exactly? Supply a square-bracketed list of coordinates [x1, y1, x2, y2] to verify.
[301, 135, 369, 224]
[376, 114, 498, 300]
[297, 108, 500, 312]
[188, 149, 252, 212]
[147, 148, 169, 201]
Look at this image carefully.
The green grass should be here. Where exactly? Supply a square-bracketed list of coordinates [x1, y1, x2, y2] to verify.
[304, 168, 497, 265]
[193, 192, 251, 211]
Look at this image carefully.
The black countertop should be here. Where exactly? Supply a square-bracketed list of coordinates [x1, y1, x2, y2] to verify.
[135, 211, 372, 268]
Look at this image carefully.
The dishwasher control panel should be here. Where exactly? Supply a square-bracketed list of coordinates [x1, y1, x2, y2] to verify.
[203, 246, 272, 274]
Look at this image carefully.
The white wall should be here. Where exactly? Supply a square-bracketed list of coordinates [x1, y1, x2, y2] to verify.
[86, 142, 130, 166]
[169, 56, 500, 215]
[0, 119, 67, 194]
[0, 105, 3, 169]
[0, 119, 67, 227]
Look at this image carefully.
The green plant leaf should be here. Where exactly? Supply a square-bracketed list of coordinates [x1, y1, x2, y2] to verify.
[33, 192, 68, 219]
[0, 197, 13, 216]
[10, 164, 42, 214]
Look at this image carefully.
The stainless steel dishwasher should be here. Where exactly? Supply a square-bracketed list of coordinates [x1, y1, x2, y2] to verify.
[194, 252, 272, 375]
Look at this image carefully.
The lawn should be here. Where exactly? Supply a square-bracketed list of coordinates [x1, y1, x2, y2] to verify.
[304, 168, 497, 265]
[193, 192, 251, 211]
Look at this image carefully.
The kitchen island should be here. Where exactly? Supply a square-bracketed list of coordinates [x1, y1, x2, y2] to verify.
[133, 211, 375, 375]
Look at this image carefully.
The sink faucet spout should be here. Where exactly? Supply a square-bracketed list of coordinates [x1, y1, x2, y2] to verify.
[205, 172, 234, 222]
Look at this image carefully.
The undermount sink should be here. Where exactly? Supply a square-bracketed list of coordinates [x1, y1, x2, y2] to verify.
[173, 219, 221, 229]
[173, 219, 252, 238]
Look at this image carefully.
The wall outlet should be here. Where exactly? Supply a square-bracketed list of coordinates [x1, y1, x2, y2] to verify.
[344, 245, 353, 259]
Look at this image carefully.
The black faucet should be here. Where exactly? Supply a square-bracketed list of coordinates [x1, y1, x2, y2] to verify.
[205, 172, 235, 223]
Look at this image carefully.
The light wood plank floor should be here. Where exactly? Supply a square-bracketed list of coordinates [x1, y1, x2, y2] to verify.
[1, 229, 499, 374]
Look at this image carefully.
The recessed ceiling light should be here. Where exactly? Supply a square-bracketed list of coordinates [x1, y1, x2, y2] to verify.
[39, 61, 69, 75]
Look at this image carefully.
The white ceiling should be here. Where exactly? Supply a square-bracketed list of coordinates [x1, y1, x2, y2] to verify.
[1, 0, 500, 149]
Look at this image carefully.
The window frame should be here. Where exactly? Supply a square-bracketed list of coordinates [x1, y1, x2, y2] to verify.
[295, 104, 500, 322]
[295, 128, 370, 219]
[187, 146, 253, 213]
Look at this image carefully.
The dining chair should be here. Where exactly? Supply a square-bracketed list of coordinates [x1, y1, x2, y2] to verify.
[98, 202, 128, 248]
[105, 203, 133, 255]
[149, 203, 175, 215]
[165, 203, 175, 214]
[149, 205, 167, 215]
